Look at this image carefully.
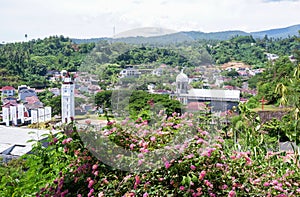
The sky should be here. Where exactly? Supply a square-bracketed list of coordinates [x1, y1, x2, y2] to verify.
[1, 0, 300, 42]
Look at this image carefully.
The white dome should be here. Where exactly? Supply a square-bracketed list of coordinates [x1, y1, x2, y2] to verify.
[176, 71, 189, 82]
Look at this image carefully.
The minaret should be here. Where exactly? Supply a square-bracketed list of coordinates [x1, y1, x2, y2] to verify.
[176, 69, 189, 94]
[61, 75, 75, 123]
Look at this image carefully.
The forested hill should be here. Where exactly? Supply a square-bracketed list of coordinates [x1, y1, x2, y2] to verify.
[208, 35, 299, 65]
[0, 36, 95, 88]
[1, 34, 299, 88]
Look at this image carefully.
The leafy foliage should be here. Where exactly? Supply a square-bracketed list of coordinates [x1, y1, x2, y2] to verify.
[208, 35, 299, 65]
[1, 108, 300, 197]
[94, 90, 182, 119]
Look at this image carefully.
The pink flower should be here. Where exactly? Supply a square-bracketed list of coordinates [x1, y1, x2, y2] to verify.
[88, 180, 94, 188]
[285, 182, 291, 187]
[263, 182, 270, 187]
[87, 188, 94, 197]
[221, 184, 228, 190]
[52, 137, 58, 144]
[129, 144, 135, 150]
[296, 188, 300, 193]
[214, 144, 222, 148]
[102, 178, 109, 184]
[107, 121, 114, 126]
[143, 193, 149, 197]
[62, 139, 67, 145]
[230, 155, 236, 160]
[253, 178, 261, 185]
[150, 136, 156, 141]
[190, 165, 196, 171]
[138, 153, 143, 158]
[179, 186, 185, 191]
[138, 159, 143, 166]
[62, 137, 72, 144]
[209, 192, 216, 197]
[216, 163, 223, 168]
[204, 180, 213, 188]
[92, 164, 98, 170]
[199, 171, 206, 180]
[165, 161, 171, 169]
[228, 190, 236, 197]
[98, 192, 104, 197]
[134, 175, 140, 189]
[271, 180, 279, 185]
[196, 138, 205, 144]
[187, 154, 194, 159]
[245, 157, 252, 165]
[93, 171, 99, 176]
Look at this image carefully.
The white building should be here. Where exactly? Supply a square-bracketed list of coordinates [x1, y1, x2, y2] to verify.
[173, 70, 240, 112]
[61, 77, 75, 123]
[0, 86, 16, 97]
[119, 68, 141, 78]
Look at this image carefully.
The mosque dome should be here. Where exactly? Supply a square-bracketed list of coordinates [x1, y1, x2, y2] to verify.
[176, 70, 189, 83]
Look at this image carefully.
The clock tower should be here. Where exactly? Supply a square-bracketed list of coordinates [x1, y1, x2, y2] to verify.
[61, 76, 75, 123]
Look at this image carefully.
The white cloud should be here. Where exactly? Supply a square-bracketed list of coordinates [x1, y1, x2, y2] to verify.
[1, 0, 300, 42]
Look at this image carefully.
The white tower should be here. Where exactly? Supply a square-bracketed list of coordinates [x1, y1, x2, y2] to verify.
[61, 76, 75, 123]
[176, 69, 189, 94]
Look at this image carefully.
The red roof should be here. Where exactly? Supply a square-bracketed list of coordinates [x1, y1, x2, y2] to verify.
[187, 102, 207, 111]
[0, 86, 15, 91]
[25, 96, 40, 104]
[2, 101, 17, 107]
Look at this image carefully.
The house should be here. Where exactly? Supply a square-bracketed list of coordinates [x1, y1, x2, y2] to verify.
[221, 62, 251, 71]
[18, 85, 31, 92]
[119, 68, 141, 78]
[2, 97, 17, 105]
[23, 96, 43, 115]
[152, 67, 164, 76]
[0, 86, 16, 97]
[49, 88, 60, 96]
[18, 88, 37, 101]
[266, 53, 279, 62]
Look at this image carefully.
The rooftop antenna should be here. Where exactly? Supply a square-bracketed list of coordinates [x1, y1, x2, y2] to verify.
[113, 26, 116, 38]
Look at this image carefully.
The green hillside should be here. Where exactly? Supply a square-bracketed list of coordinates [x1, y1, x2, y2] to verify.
[0, 36, 94, 88]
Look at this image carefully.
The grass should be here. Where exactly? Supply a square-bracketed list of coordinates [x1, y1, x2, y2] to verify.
[75, 114, 107, 120]
[251, 104, 291, 112]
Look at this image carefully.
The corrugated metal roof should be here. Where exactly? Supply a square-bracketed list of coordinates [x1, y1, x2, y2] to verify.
[0, 126, 60, 159]
[187, 89, 240, 100]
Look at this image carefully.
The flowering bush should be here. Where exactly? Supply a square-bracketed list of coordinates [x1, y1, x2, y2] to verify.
[1, 110, 300, 196]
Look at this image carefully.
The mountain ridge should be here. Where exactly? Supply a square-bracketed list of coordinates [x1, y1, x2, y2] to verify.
[72, 24, 300, 44]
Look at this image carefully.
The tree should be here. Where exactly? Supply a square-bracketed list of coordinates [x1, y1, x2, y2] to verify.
[48, 95, 62, 116]
[94, 90, 113, 108]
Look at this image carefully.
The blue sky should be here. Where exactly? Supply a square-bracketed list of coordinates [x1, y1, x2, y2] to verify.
[1, 0, 300, 42]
